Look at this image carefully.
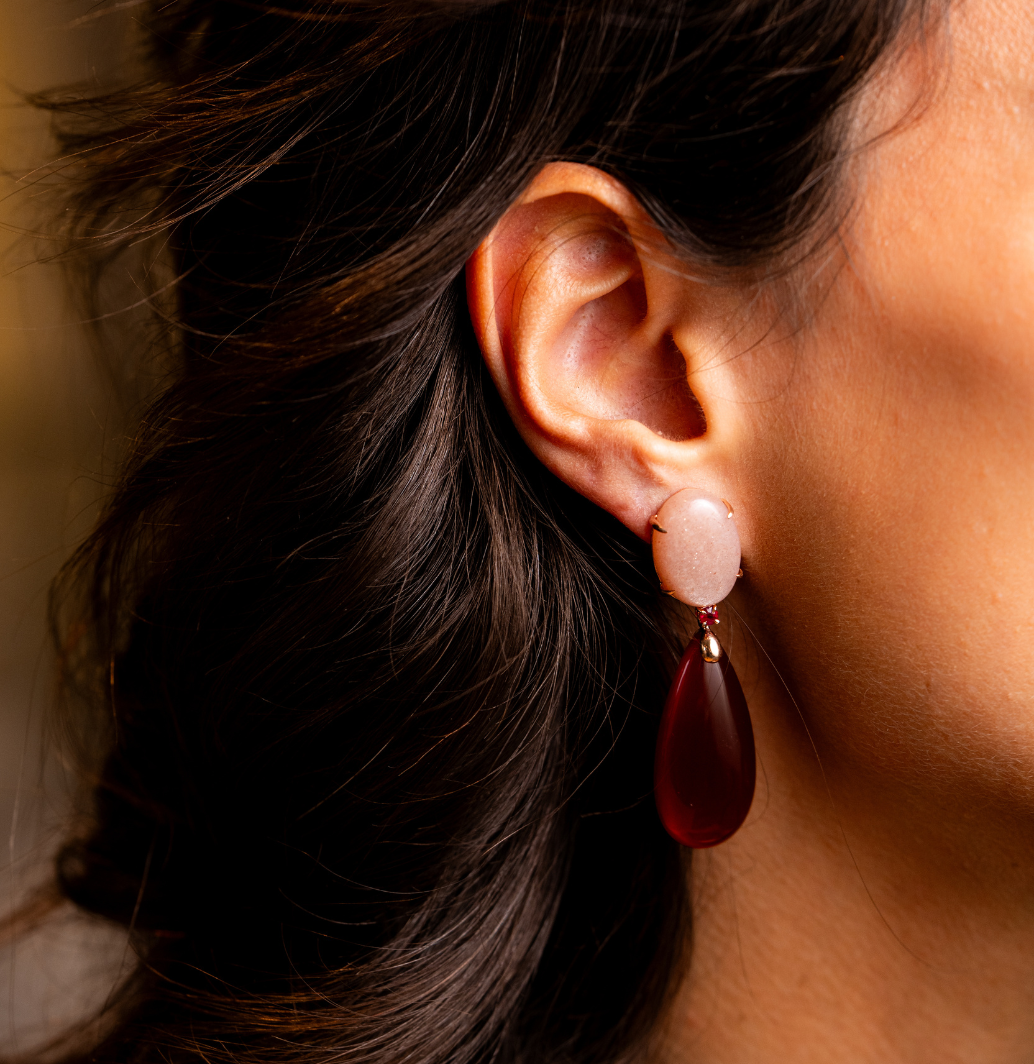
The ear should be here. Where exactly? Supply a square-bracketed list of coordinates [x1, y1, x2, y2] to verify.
[467, 162, 739, 542]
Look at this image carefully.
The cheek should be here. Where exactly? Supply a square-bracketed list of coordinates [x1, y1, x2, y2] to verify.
[735, 262, 1034, 807]
[730, 4, 1034, 805]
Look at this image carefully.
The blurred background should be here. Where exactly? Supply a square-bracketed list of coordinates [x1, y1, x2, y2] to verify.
[0, 0, 136, 1049]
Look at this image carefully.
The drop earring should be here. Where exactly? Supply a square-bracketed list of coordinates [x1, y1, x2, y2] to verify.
[651, 489, 755, 848]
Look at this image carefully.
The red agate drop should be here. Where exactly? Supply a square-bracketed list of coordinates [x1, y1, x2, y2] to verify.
[654, 634, 756, 848]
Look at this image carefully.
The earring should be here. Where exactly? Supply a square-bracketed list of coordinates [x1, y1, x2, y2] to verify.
[651, 489, 755, 848]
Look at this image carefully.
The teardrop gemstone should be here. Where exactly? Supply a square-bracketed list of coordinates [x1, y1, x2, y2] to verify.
[654, 634, 756, 848]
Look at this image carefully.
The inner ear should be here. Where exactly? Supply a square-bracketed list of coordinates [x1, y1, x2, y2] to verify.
[627, 332, 707, 441]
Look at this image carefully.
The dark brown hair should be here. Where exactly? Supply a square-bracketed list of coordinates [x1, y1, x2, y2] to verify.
[28, 1, 923, 1061]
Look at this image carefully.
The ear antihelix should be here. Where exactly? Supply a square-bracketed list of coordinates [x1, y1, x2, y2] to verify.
[651, 489, 755, 848]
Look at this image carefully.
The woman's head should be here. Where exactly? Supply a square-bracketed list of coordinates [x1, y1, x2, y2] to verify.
[37, 0, 1034, 1060]
[474, 0, 1034, 831]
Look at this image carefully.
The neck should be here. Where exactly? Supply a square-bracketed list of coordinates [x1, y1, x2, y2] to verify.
[650, 648, 1034, 1064]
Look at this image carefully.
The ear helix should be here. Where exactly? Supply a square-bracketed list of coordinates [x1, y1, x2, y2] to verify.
[651, 489, 756, 848]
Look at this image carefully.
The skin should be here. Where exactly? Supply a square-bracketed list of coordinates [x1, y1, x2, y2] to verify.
[468, 0, 1034, 1059]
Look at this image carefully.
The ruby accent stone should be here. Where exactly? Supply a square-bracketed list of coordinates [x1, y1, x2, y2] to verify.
[654, 634, 756, 848]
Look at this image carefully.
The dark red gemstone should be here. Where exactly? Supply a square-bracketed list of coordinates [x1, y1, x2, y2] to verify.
[654, 634, 756, 848]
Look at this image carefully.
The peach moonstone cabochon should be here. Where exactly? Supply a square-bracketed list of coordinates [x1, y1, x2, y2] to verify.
[651, 489, 741, 608]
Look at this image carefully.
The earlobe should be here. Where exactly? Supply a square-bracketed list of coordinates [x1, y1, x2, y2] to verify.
[466, 163, 716, 541]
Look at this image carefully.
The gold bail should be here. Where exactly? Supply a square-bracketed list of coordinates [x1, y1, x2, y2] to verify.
[700, 629, 722, 662]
